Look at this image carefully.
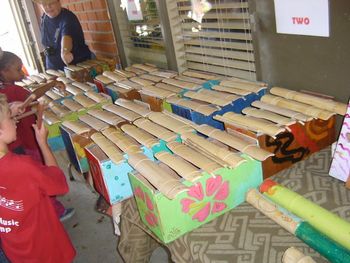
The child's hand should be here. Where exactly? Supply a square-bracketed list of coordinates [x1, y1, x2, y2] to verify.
[9, 101, 25, 117]
[61, 52, 74, 66]
[32, 122, 49, 147]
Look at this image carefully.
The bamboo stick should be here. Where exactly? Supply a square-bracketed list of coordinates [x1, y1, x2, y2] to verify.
[102, 104, 141, 122]
[155, 151, 202, 182]
[184, 90, 231, 107]
[167, 141, 222, 174]
[103, 71, 126, 82]
[251, 101, 313, 122]
[72, 82, 93, 92]
[148, 112, 195, 134]
[261, 95, 335, 120]
[79, 115, 109, 131]
[90, 132, 124, 164]
[115, 98, 151, 117]
[141, 85, 175, 98]
[95, 75, 114, 85]
[132, 63, 158, 73]
[220, 79, 266, 93]
[85, 91, 109, 103]
[102, 127, 141, 154]
[166, 96, 218, 116]
[155, 83, 183, 93]
[140, 74, 163, 83]
[150, 70, 177, 79]
[62, 120, 92, 134]
[61, 99, 84, 112]
[270, 87, 347, 115]
[181, 132, 246, 168]
[162, 78, 201, 91]
[133, 118, 177, 142]
[215, 112, 286, 138]
[128, 153, 188, 199]
[74, 94, 96, 108]
[242, 107, 296, 126]
[196, 124, 273, 161]
[87, 109, 126, 126]
[175, 75, 206, 85]
[43, 110, 60, 125]
[130, 77, 155, 87]
[121, 124, 158, 148]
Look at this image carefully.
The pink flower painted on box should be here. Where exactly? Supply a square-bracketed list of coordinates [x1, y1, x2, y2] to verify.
[134, 186, 158, 227]
[181, 175, 229, 222]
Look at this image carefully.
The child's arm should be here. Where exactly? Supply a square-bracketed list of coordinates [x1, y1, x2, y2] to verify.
[32, 122, 58, 167]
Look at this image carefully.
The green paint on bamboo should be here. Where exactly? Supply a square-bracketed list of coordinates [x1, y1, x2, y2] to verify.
[296, 222, 350, 263]
[264, 184, 350, 251]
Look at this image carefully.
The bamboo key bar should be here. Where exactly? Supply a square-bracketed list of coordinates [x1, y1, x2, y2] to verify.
[195, 124, 273, 161]
[148, 112, 195, 134]
[133, 118, 178, 142]
[261, 94, 335, 120]
[102, 127, 142, 155]
[155, 151, 202, 182]
[121, 124, 159, 148]
[251, 101, 313, 122]
[90, 132, 124, 164]
[128, 153, 188, 199]
[270, 87, 347, 115]
[167, 141, 222, 174]
[102, 104, 141, 122]
[181, 132, 246, 168]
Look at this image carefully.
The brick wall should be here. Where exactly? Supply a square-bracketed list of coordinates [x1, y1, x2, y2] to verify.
[33, 0, 120, 63]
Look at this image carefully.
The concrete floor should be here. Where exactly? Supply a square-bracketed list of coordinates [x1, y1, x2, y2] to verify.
[55, 151, 169, 263]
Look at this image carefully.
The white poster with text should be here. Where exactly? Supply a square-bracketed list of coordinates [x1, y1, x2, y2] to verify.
[274, 0, 329, 37]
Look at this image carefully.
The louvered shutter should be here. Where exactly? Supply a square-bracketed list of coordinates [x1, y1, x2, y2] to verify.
[166, 0, 256, 80]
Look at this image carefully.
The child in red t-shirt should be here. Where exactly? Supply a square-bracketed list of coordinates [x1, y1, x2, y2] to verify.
[0, 94, 76, 262]
[0, 51, 74, 220]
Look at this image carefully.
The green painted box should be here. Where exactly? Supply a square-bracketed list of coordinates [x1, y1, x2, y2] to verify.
[128, 155, 262, 243]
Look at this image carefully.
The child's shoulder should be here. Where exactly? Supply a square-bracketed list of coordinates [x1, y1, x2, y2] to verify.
[5, 152, 41, 168]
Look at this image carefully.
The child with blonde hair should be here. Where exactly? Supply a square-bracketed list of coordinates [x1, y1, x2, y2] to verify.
[0, 94, 75, 262]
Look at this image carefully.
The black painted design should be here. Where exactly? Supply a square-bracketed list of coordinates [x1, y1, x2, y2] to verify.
[265, 132, 310, 164]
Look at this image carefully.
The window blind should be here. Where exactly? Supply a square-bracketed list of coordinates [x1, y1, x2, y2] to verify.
[113, 0, 168, 68]
[166, 0, 256, 80]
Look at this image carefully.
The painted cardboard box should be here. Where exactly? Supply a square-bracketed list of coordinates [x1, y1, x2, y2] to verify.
[44, 103, 86, 151]
[224, 116, 335, 178]
[60, 124, 96, 174]
[329, 103, 350, 182]
[85, 144, 134, 204]
[84, 133, 175, 205]
[168, 88, 266, 130]
[128, 154, 262, 243]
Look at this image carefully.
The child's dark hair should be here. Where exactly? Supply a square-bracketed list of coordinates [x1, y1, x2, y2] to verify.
[0, 51, 19, 71]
